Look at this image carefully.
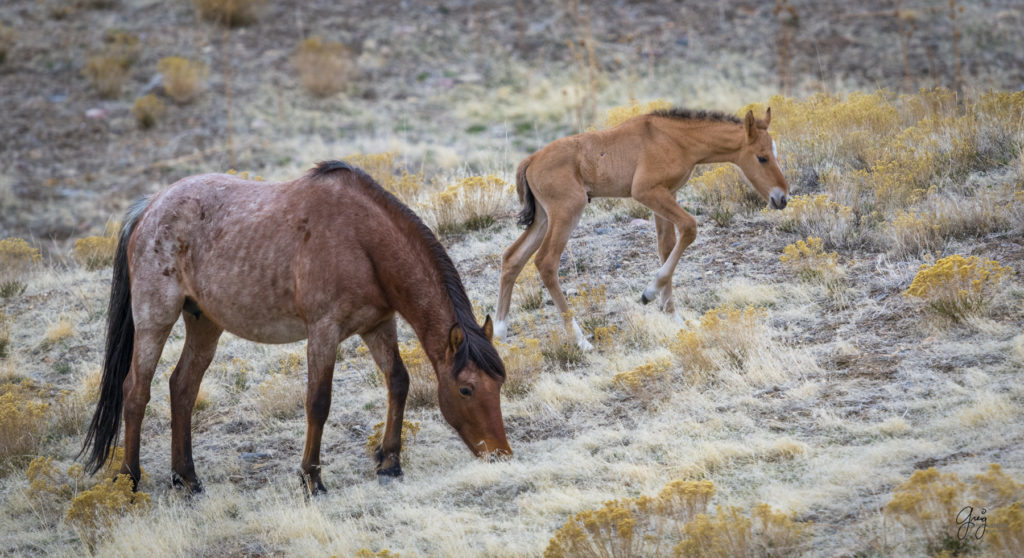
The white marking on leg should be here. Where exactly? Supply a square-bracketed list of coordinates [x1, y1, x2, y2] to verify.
[772, 139, 778, 159]
[572, 318, 594, 351]
[494, 320, 508, 340]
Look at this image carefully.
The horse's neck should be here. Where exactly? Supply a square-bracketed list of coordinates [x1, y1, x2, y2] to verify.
[374, 230, 457, 368]
[662, 120, 745, 165]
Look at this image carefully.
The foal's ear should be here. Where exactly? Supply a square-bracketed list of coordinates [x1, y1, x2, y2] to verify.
[745, 110, 758, 143]
[482, 315, 494, 341]
[448, 323, 465, 352]
[764, 107, 772, 128]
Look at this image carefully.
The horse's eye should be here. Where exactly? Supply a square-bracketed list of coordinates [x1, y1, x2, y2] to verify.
[757, 156, 769, 164]
[459, 387, 472, 397]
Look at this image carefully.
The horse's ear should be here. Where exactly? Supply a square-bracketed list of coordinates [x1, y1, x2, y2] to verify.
[448, 323, 465, 352]
[482, 315, 494, 341]
[745, 110, 758, 143]
[764, 107, 772, 128]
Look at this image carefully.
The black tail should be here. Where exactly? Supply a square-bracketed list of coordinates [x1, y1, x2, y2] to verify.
[80, 197, 149, 475]
[515, 157, 536, 228]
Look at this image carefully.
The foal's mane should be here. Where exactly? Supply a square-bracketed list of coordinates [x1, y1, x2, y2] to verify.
[649, 108, 742, 125]
[309, 160, 505, 380]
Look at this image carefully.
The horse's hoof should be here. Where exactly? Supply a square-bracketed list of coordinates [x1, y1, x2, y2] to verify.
[640, 293, 652, 305]
[298, 471, 327, 498]
[171, 473, 204, 496]
[376, 464, 403, 483]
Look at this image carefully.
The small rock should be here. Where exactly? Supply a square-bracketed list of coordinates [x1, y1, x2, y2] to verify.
[85, 108, 106, 120]
[595, 227, 612, 235]
[629, 218, 649, 227]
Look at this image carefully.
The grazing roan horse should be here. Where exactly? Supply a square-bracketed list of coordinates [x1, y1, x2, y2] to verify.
[494, 108, 789, 349]
[80, 161, 511, 496]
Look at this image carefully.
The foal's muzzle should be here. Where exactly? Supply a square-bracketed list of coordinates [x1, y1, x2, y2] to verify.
[769, 189, 788, 210]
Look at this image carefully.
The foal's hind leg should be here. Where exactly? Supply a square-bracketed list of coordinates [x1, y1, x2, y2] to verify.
[168, 310, 222, 495]
[360, 317, 409, 481]
[495, 208, 548, 339]
[652, 214, 676, 313]
[299, 321, 341, 496]
[533, 190, 592, 350]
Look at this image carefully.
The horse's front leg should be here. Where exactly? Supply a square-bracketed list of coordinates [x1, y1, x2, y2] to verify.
[300, 322, 340, 497]
[650, 214, 677, 313]
[361, 317, 408, 481]
[635, 183, 698, 309]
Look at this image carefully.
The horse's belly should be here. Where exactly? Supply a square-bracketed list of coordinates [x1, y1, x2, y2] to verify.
[220, 315, 308, 344]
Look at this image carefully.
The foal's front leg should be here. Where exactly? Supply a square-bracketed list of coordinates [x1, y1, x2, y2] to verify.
[361, 318, 409, 482]
[300, 322, 340, 496]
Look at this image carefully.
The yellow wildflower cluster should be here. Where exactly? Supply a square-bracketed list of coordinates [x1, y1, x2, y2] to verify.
[346, 152, 423, 204]
[365, 420, 420, 455]
[73, 221, 120, 271]
[670, 306, 766, 379]
[779, 236, 841, 283]
[0, 384, 48, 467]
[0, 237, 40, 297]
[157, 56, 208, 104]
[903, 254, 1011, 320]
[269, 351, 304, 376]
[603, 98, 672, 128]
[67, 474, 150, 540]
[886, 464, 1023, 556]
[426, 175, 509, 234]
[293, 36, 353, 97]
[544, 480, 714, 558]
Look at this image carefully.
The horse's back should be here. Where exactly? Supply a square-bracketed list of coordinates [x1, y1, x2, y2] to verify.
[129, 172, 388, 343]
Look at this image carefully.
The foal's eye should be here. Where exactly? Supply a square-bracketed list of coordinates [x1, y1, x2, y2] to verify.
[459, 387, 472, 397]
[757, 156, 769, 164]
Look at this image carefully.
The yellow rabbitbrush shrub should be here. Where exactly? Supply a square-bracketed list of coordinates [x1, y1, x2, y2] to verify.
[603, 98, 672, 128]
[903, 255, 1011, 321]
[779, 236, 841, 283]
[674, 503, 811, 557]
[26, 456, 85, 519]
[365, 420, 420, 455]
[293, 36, 354, 97]
[67, 474, 150, 545]
[426, 175, 510, 234]
[770, 193, 854, 247]
[73, 221, 119, 270]
[0, 237, 40, 298]
[157, 56, 208, 103]
[544, 480, 715, 558]
[885, 464, 1024, 557]
[0, 385, 48, 470]
[612, 357, 672, 403]
[345, 152, 423, 204]
[689, 165, 764, 227]
[670, 306, 766, 380]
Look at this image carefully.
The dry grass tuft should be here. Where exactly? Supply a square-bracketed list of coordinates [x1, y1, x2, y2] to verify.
[364, 420, 420, 455]
[0, 311, 9, 359]
[689, 165, 764, 227]
[41, 316, 75, 348]
[675, 503, 811, 557]
[779, 236, 842, 284]
[254, 374, 303, 419]
[345, 152, 423, 204]
[293, 36, 354, 97]
[496, 338, 543, 399]
[0, 22, 15, 65]
[903, 254, 1011, 322]
[397, 340, 436, 409]
[157, 57, 209, 104]
[670, 305, 767, 381]
[771, 194, 855, 247]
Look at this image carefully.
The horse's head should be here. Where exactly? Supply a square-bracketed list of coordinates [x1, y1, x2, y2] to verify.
[735, 108, 789, 210]
[437, 316, 512, 459]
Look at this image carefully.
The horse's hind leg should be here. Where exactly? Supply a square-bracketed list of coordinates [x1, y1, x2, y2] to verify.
[495, 207, 548, 339]
[168, 310, 222, 495]
[299, 320, 341, 496]
[652, 214, 676, 313]
[633, 184, 698, 308]
[360, 317, 408, 481]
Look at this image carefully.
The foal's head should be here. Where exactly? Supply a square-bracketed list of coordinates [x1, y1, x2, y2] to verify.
[734, 108, 789, 209]
[437, 316, 512, 459]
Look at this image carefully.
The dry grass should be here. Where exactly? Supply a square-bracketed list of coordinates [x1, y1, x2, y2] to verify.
[157, 57, 209, 104]
[131, 94, 166, 130]
[191, 0, 265, 26]
[0, 237, 40, 298]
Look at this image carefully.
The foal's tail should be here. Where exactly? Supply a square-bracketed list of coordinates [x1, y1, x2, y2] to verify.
[515, 156, 536, 228]
[80, 196, 150, 475]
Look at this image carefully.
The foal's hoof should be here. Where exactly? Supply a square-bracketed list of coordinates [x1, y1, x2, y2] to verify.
[171, 473, 204, 496]
[640, 292, 653, 305]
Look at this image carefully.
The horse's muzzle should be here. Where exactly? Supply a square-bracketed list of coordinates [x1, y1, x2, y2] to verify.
[769, 189, 788, 210]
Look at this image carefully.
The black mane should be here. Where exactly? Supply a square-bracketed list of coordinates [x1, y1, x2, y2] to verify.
[649, 108, 742, 124]
[310, 160, 506, 380]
